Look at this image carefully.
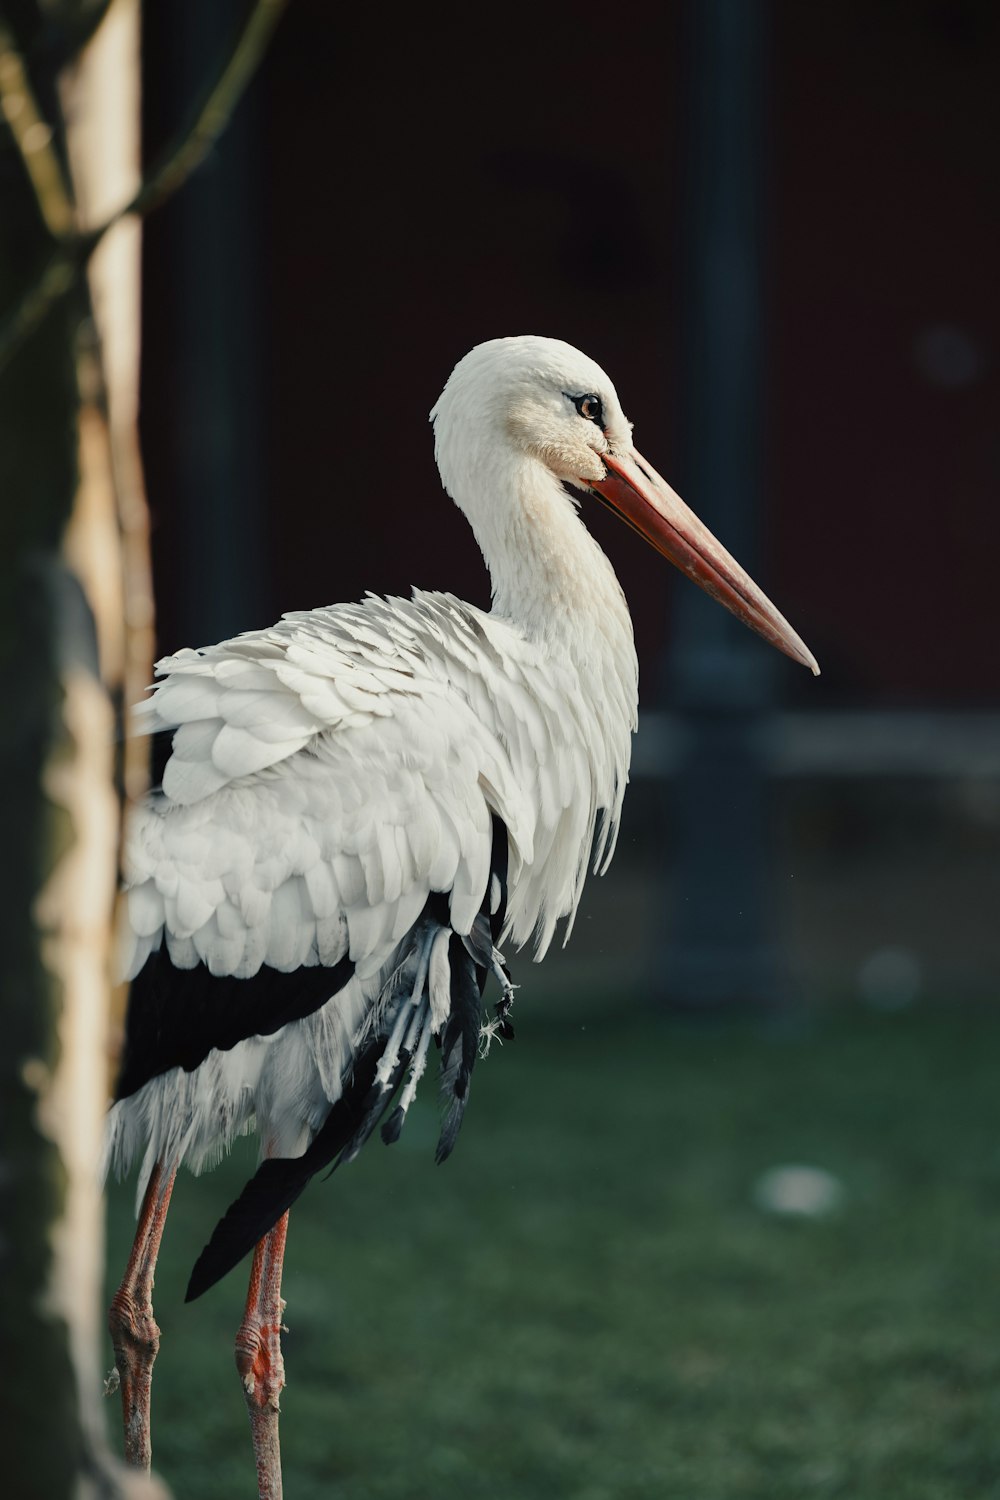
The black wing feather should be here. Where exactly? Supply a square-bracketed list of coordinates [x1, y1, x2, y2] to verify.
[184, 814, 513, 1299]
[434, 935, 487, 1164]
[488, 812, 508, 942]
[116, 950, 355, 1100]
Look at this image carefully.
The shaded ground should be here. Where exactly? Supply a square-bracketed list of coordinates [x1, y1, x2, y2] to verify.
[105, 1000, 1000, 1499]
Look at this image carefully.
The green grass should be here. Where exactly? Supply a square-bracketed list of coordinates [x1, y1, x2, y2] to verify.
[104, 1000, 1000, 1498]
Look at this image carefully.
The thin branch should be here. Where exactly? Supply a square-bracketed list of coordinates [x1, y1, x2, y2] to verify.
[0, 20, 77, 238]
[0, 0, 289, 377]
[106, 0, 289, 231]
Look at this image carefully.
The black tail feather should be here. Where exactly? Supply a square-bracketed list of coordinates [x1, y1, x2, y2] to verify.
[460, 911, 493, 970]
[185, 1154, 314, 1302]
[186, 815, 515, 1298]
[380, 1103, 406, 1145]
[332, 1046, 412, 1169]
[435, 937, 485, 1164]
[489, 813, 509, 943]
[186, 1034, 388, 1301]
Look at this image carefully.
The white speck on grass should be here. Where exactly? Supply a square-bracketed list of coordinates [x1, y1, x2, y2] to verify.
[753, 1164, 844, 1218]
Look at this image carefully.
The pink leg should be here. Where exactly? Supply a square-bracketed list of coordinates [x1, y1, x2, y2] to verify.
[235, 1211, 290, 1500]
[108, 1160, 177, 1471]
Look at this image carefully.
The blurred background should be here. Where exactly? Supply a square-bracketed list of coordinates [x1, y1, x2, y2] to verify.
[141, 0, 1000, 1013]
[111, 0, 1000, 1494]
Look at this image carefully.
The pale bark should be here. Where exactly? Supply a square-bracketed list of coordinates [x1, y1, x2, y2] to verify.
[0, 4, 163, 1495]
[0, 3, 288, 1489]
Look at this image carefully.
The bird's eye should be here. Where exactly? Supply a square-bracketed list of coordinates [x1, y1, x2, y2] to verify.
[568, 392, 605, 427]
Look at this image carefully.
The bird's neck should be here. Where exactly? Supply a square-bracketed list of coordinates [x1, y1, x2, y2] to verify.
[468, 455, 635, 661]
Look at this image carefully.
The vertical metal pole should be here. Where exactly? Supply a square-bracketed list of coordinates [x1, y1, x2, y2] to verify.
[662, 0, 783, 1008]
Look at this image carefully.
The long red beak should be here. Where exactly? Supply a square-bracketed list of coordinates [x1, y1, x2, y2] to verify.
[588, 447, 819, 675]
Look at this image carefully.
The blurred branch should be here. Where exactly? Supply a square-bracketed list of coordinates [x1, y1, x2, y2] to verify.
[121, 0, 288, 225]
[0, 20, 77, 237]
[0, 0, 288, 376]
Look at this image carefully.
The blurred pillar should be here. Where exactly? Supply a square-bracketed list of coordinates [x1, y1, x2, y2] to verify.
[144, 0, 267, 649]
[661, 0, 784, 1008]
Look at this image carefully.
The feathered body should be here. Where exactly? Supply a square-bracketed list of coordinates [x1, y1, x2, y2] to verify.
[108, 340, 641, 1268]
[108, 585, 636, 1180]
[105, 336, 816, 1494]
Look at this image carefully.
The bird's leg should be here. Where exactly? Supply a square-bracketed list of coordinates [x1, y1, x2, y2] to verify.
[108, 1159, 177, 1471]
[235, 1211, 290, 1500]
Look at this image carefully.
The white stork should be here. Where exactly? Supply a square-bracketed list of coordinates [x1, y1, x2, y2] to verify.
[105, 335, 817, 1495]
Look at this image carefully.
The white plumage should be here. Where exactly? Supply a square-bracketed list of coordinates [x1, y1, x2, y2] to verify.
[108, 343, 641, 1199]
[106, 335, 816, 1489]
[108, 581, 634, 1189]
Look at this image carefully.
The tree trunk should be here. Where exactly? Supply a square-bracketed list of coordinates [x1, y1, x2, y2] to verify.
[0, 4, 162, 1494]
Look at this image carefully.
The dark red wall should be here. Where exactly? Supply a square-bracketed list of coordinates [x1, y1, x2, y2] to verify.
[141, 0, 999, 707]
[772, 0, 1000, 703]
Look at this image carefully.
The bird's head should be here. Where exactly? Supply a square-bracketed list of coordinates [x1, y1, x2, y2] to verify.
[431, 335, 818, 675]
[431, 335, 625, 489]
